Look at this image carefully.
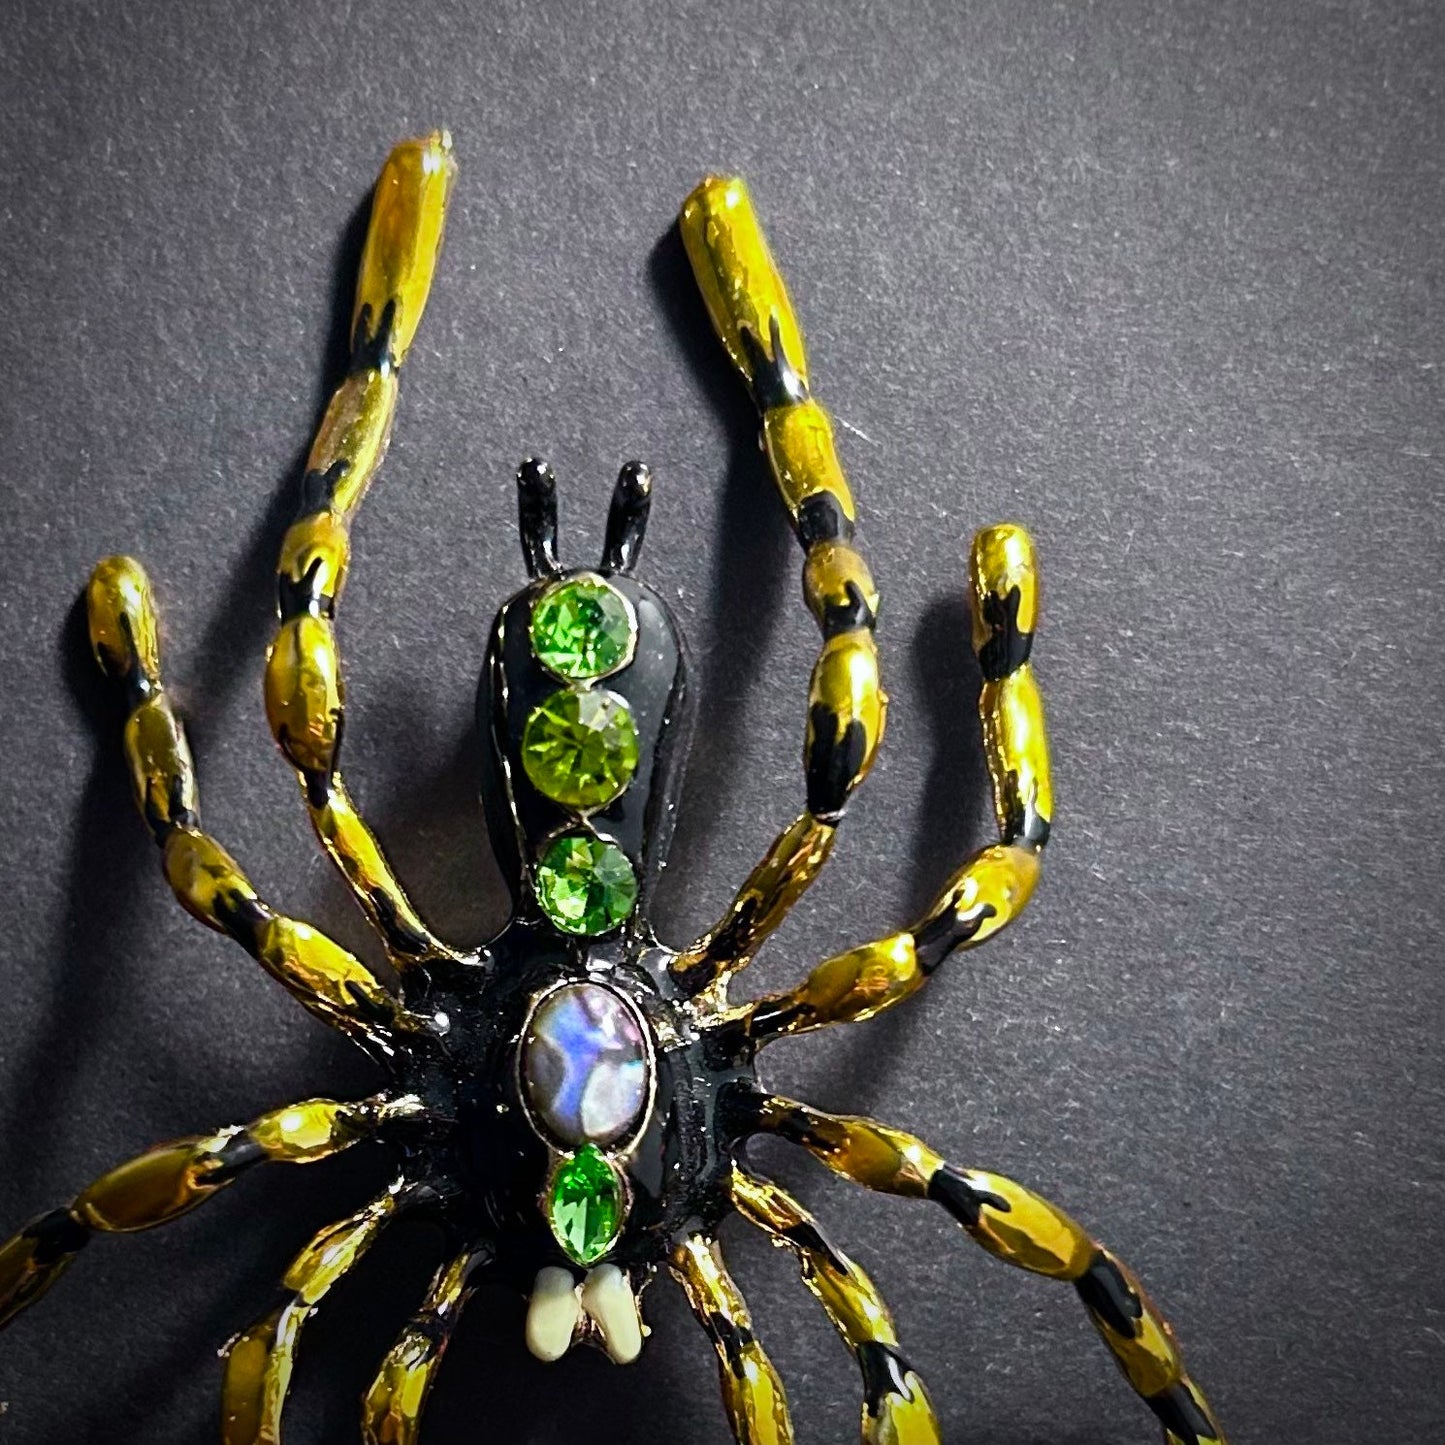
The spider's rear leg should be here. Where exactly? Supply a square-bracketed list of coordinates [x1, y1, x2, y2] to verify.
[222, 1175, 429, 1445]
[738, 525, 1050, 1044]
[362, 1240, 492, 1445]
[267, 131, 464, 971]
[673, 177, 884, 1000]
[86, 557, 412, 1052]
[749, 1097, 1227, 1445]
[0, 1093, 414, 1330]
[732, 1165, 940, 1445]
[671, 1232, 794, 1445]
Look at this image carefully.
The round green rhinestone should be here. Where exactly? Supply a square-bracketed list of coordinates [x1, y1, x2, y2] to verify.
[545, 1144, 624, 1266]
[530, 577, 635, 681]
[534, 833, 638, 936]
[522, 688, 639, 810]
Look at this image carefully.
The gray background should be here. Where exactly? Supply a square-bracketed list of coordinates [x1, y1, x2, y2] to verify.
[0, 1, 1441, 1441]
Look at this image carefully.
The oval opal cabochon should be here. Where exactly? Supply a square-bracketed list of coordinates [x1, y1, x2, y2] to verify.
[521, 981, 650, 1148]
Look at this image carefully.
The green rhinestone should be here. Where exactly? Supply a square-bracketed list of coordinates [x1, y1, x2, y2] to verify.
[530, 577, 635, 680]
[522, 688, 639, 809]
[534, 833, 638, 936]
[545, 1144, 625, 1265]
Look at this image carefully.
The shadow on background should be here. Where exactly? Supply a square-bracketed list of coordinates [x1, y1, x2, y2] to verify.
[643, 222, 796, 949]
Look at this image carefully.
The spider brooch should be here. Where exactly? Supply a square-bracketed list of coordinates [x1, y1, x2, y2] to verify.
[0, 133, 1227, 1445]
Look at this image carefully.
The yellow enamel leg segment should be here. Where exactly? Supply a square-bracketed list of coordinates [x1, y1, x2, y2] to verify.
[352, 131, 456, 370]
[86, 556, 405, 1046]
[670, 1234, 794, 1445]
[755, 1100, 1226, 1445]
[0, 1095, 402, 1330]
[743, 526, 1051, 1043]
[732, 1168, 940, 1445]
[675, 178, 884, 997]
[222, 1182, 411, 1445]
[362, 1244, 488, 1445]
[679, 179, 883, 825]
[970, 525, 1051, 847]
[674, 812, 836, 995]
[267, 133, 460, 968]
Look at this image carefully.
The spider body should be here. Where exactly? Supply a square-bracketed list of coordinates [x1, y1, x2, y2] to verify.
[0, 133, 1228, 1445]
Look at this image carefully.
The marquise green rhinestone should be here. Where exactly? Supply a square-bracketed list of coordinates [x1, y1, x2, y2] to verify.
[545, 1143, 624, 1265]
[530, 577, 635, 680]
[534, 833, 638, 936]
[522, 688, 639, 809]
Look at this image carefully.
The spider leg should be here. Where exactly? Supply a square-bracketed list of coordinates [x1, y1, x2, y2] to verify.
[86, 557, 412, 1051]
[362, 1239, 492, 1445]
[739, 525, 1051, 1044]
[731, 1164, 940, 1445]
[221, 1176, 423, 1445]
[751, 1097, 1226, 1445]
[670, 1232, 794, 1445]
[672, 178, 883, 997]
[267, 131, 463, 969]
[0, 1093, 414, 1330]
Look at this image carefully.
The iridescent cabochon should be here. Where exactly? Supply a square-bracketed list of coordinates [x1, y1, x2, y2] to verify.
[521, 982, 649, 1147]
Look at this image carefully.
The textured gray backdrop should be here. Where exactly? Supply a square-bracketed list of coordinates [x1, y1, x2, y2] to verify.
[0, 1, 1441, 1442]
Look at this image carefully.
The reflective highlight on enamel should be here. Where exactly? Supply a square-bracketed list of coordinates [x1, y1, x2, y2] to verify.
[522, 982, 649, 1147]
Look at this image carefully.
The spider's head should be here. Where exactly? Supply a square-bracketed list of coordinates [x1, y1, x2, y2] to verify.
[477, 459, 693, 942]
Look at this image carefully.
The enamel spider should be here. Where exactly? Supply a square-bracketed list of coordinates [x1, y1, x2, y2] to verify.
[0, 133, 1227, 1445]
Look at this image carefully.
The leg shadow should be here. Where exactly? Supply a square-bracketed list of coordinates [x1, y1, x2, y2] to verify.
[644, 221, 795, 946]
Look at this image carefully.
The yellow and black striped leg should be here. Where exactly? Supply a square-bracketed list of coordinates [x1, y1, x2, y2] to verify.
[86, 557, 411, 1052]
[739, 525, 1051, 1043]
[222, 1178, 422, 1445]
[670, 1232, 794, 1445]
[267, 131, 462, 970]
[362, 1241, 491, 1445]
[731, 1166, 940, 1445]
[751, 1098, 1226, 1445]
[0, 1094, 414, 1330]
[674, 176, 885, 998]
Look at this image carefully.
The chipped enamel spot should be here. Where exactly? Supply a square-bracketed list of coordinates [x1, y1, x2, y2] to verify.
[522, 982, 649, 1147]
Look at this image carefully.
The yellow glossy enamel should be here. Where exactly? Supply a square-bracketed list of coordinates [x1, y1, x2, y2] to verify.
[353, 131, 456, 367]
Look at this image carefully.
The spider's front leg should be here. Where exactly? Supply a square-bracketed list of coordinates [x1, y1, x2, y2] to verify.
[672, 177, 885, 997]
[85, 556, 414, 1052]
[740, 523, 1050, 1041]
[267, 131, 464, 970]
[748, 1097, 1226, 1445]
